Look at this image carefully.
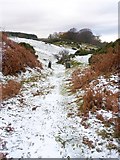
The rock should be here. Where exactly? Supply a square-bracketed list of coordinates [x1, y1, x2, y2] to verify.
[32, 106, 38, 111]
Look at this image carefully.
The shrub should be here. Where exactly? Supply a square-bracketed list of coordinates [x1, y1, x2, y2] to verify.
[89, 38, 119, 75]
[75, 49, 93, 56]
[82, 88, 118, 113]
[90, 52, 119, 75]
[1, 80, 21, 100]
[71, 68, 97, 92]
[57, 50, 70, 64]
[19, 42, 36, 54]
[71, 60, 82, 67]
[2, 34, 42, 75]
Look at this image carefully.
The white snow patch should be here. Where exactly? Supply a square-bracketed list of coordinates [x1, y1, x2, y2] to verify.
[73, 54, 92, 65]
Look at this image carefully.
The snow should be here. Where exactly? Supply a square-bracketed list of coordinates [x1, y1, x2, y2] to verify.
[89, 75, 119, 94]
[10, 37, 75, 64]
[73, 54, 92, 65]
[97, 110, 113, 120]
[0, 37, 119, 158]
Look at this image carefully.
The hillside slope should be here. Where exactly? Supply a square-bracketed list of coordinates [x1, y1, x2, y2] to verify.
[89, 39, 119, 74]
[2, 34, 42, 76]
[70, 39, 119, 147]
[1, 34, 42, 100]
[0, 36, 119, 158]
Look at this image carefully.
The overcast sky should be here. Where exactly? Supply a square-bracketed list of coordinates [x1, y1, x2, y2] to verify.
[0, 0, 119, 42]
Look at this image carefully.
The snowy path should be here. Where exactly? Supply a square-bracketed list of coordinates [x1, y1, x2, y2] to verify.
[0, 37, 119, 158]
[0, 63, 83, 158]
[1, 63, 118, 158]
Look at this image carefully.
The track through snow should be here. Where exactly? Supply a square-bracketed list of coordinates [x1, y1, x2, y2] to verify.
[0, 64, 84, 158]
[0, 38, 82, 158]
[1, 38, 119, 158]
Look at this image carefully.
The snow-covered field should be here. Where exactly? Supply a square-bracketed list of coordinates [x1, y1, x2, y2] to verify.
[0, 38, 119, 158]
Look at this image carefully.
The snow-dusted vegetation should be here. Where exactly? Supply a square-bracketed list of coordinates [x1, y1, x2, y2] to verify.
[0, 35, 119, 158]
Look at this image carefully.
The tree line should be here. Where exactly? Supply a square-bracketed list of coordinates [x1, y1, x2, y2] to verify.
[3, 31, 38, 40]
[48, 28, 102, 46]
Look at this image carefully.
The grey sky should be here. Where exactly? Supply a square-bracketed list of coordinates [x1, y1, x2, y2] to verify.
[0, 0, 119, 42]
